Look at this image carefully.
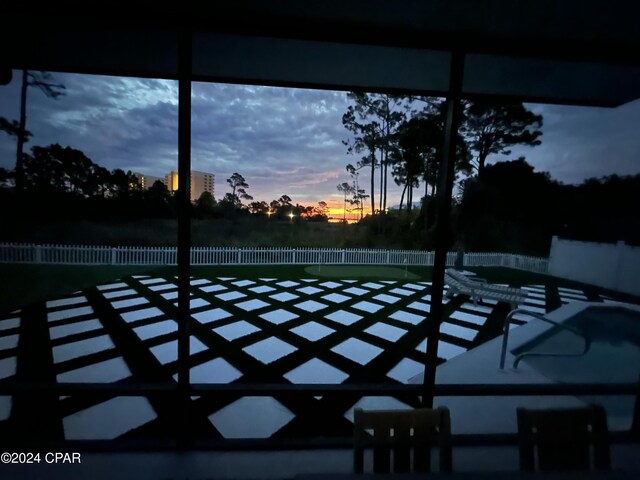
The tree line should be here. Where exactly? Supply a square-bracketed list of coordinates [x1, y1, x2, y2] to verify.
[456, 158, 640, 254]
[338, 93, 543, 215]
[0, 148, 329, 223]
[198, 172, 329, 221]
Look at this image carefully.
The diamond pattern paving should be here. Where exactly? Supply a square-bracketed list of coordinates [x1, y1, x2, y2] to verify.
[47, 296, 88, 309]
[190, 357, 242, 383]
[387, 358, 425, 383]
[294, 300, 328, 312]
[0, 334, 20, 351]
[96, 282, 128, 291]
[120, 307, 164, 323]
[0, 357, 17, 380]
[52, 334, 115, 363]
[243, 337, 297, 364]
[209, 396, 294, 438]
[192, 307, 233, 324]
[63, 397, 156, 440]
[235, 299, 270, 311]
[373, 293, 401, 304]
[297, 286, 323, 295]
[213, 321, 261, 341]
[324, 310, 362, 326]
[0, 318, 20, 331]
[132, 319, 177, 340]
[6, 272, 631, 442]
[199, 284, 227, 293]
[140, 278, 166, 286]
[150, 337, 208, 364]
[249, 285, 276, 294]
[48, 306, 94, 323]
[57, 357, 131, 383]
[331, 338, 383, 365]
[440, 322, 477, 342]
[352, 301, 384, 313]
[269, 292, 299, 302]
[216, 291, 246, 301]
[290, 321, 335, 341]
[111, 297, 148, 310]
[284, 358, 348, 384]
[389, 310, 424, 325]
[259, 309, 298, 325]
[322, 293, 351, 304]
[102, 289, 137, 299]
[343, 287, 369, 296]
[365, 323, 407, 342]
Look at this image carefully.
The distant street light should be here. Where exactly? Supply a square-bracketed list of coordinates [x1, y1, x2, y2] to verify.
[289, 212, 294, 221]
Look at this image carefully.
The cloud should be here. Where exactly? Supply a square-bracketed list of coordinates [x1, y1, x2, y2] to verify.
[2, 70, 639, 209]
[189, 82, 355, 202]
[0, 72, 179, 176]
[487, 100, 640, 183]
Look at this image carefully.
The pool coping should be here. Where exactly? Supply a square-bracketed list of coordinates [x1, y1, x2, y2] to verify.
[408, 301, 640, 434]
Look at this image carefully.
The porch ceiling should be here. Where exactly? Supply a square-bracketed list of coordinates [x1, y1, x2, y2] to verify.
[2, 0, 640, 106]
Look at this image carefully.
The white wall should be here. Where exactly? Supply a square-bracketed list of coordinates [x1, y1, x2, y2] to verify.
[548, 236, 640, 296]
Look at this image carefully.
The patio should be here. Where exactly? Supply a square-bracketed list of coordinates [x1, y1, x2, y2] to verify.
[0, 271, 634, 441]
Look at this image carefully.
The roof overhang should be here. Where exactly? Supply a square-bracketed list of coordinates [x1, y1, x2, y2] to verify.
[2, 0, 640, 106]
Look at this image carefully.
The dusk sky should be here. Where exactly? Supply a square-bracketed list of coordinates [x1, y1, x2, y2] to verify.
[1, 71, 639, 211]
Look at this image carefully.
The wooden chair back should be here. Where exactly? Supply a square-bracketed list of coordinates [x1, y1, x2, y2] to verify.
[517, 405, 610, 471]
[353, 407, 452, 474]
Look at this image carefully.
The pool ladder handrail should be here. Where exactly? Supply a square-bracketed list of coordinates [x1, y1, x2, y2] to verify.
[499, 308, 592, 370]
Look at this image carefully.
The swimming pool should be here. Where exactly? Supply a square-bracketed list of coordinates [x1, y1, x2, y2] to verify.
[512, 306, 640, 384]
[511, 305, 640, 429]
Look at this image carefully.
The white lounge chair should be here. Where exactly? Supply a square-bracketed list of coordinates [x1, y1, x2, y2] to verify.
[444, 268, 527, 309]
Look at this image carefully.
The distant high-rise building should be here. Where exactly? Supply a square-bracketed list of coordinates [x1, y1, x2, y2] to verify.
[134, 172, 164, 190]
[165, 170, 215, 202]
[165, 171, 179, 193]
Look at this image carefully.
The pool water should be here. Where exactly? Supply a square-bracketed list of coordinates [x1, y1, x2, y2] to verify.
[512, 306, 640, 384]
[511, 306, 640, 430]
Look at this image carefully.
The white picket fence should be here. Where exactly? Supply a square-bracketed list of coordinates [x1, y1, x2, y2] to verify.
[0, 243, 549, 274]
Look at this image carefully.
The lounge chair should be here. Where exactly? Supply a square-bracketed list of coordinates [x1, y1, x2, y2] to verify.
[444, 268, 527, 309]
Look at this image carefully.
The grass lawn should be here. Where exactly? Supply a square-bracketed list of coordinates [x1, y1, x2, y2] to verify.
[0, 264, 155, 314]
[0, 262, 617, 315]
[0, 263, 429, 314]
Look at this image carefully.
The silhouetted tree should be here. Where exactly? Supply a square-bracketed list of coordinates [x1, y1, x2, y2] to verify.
[226, 172, 253, 208]
[464, 102, 543, 174]
[392, 117, 434, 212]
[0, 167, 13, 186]
[346, 163, 368, 219]
[195, 191, 217, 217]
[458, 158, 559, 254]
[108, 168, 142, 198]
[0, 117, 31, 142]
[343, 95, 379, 215]
[15, 71, 66, 189]
[268, 195, 294, 219]
[311, 201, 329, 222]
[22, 144, 105, 195]
[248, 200, 269, 216]
[337, 182, 354, 222]
[145, 180, 174, 217]
[343, 93, 406, 214]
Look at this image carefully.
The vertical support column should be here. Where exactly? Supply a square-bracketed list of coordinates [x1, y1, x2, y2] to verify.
[422, 52, 465, 408]
[177, 27, 192, 447]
